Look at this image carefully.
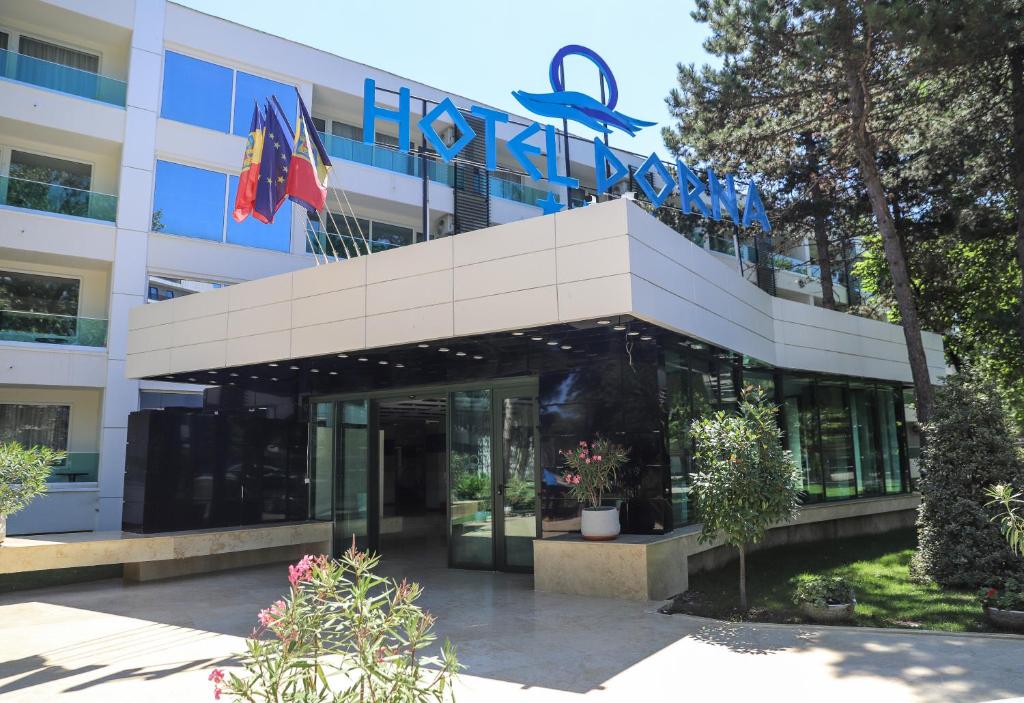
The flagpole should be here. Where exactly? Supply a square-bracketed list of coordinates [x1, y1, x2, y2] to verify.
[305, 210, 325, 265]
[328, 186, 370, 254]
[319, 206, 351, 261]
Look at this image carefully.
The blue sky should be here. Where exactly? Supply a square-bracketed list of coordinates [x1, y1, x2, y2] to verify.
[176, 0, 711, 157]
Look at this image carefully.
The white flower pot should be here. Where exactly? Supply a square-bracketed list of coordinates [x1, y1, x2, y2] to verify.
[0, 515, 6, 545]
[580, 506, 620, 541]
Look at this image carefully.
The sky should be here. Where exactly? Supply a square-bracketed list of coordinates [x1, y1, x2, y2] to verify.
[176, 0, 713, 158]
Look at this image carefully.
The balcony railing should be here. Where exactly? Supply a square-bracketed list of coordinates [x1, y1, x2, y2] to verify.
[50, 452, 99, 482]
[488, 176, 554, 207]
[317, 132, 455, 186]
[0, 310, 108, 347]
[773, 253, 844, 284]
[0, 48, 127, 107]
[0, 174, 117, 222]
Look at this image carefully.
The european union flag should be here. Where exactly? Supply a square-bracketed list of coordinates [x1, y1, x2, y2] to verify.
[252, 99, 292, 224]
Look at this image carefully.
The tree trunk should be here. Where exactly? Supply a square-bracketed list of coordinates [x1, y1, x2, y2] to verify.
[1010, 46, 1024, 349]
[844, 59, 935, 424]
[738, 543, 747, 611]
[803, 132, 835, 309]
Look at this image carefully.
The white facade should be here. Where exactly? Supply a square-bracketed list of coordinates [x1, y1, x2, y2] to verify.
[1, 0, 879, 535]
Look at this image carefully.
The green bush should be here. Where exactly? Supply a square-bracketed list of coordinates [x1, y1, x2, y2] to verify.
[452, 472, 489, 501]
[793, 575, 855, 607]
[0, 441, 65, 517]
[914, 370, 1024, 588]
[979, 579, 1024, 611]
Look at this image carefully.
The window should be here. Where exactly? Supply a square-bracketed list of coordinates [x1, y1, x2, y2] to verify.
[161, 52, 233, 132]
[153, 161, 226, 241]
[226, 175, 292, 252]
[0, 270, 80, 343]
[233, 71, 295, 137]
[162, 289, 174, 300]
[148, 285, 158, 301]
[139, 391, 203, 410]
[307, 213, 369, 258]
[18, 36, 98, 72]
[312, 116, 326, 133]
[0, 404, 69, 452]
[375, 132, 399, 148]
[6, 150, 92, 217]
[0, 31, 8, 51]
[371, 221, 414, 253]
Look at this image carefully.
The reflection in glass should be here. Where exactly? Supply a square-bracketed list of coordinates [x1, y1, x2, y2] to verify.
[850, 386, 883, 496]
[817, 383, 856, 500]
[309, 402, 334, 521]
[336, 400, 369, 550]
[449, 389, 493, 568]
[782, 377, 824, 502]
[153, 161, 227, 241]
[161, 51, 233, 132]
[501, 396, 536, 569]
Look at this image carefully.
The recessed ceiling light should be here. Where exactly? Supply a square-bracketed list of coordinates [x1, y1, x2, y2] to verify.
[417, 343, 429, 348]
[438, 347, 450, 352]
[597, 320, 611, 325]
[378, 360, 388, 365]
[531, 336, 543, 341]
[229, 372, 239, 377]
[546, 341, 558, 346]
[640, 335, 652, 341]
[455, 351, 466, 357]
[512, 331, 524, 336]
[207, 370, 217, 374]
[473, 355, 483, 360]
[329, 371, 338, 375]
[561, 345, 572, 350]
[627, 331, 640, 337]
[289, 365, 300, 370]
[357, 357, 368, 362]
[337, 354, 348, 358]
[613, 325, 626, 331]
[188, 377, 196, 382]
[395, 364, 405, 368]
[269, 363, 278, 367]
[271, 377, 278, 381]
[250, 375, 259, 379]
[310, 368, 319, 373]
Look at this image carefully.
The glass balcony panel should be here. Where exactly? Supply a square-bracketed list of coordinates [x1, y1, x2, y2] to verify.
[709, 234, 736, 256]
[0, 48, 126, 106]
[0, 175, 117, 222]
[0, 310, 108, 346]
[49, 452, 99, 482]
[488, 176, 554, 207]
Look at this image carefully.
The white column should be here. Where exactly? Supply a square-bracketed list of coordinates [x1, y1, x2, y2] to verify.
[96, 0, 166, 531]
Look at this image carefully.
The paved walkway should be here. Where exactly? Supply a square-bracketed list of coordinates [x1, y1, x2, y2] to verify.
[1, 555, 1022, 702]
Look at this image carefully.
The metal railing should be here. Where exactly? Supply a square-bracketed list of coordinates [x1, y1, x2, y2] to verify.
[0, 309, 108, 347]
[488, 176, 553, 207]
[0, 48, 127, 106]
[0, 174, 117, 222]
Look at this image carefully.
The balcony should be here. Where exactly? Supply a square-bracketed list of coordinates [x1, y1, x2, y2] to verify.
[318, 132, 454, 186]
[488, 176, 554, 207]
[0, 49, 126, 107]
[0, 310, 108, 347]
[50, 452, 100, 483]
[0, 174, 117, 222]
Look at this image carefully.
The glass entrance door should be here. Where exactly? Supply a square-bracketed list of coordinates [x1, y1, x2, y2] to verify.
[448, 389, 494, 569]
[494, 389, 539, 571]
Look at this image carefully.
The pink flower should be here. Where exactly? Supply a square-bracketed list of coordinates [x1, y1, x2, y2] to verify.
[594, 455, 602, 461]
[579, 441, 587, 447]
[208, 669, 225, 684]
[258, 599, 287, 628]
[288, 554, 325, 587]
[585, 458, 591, 464]
[214, 685, 222, 700]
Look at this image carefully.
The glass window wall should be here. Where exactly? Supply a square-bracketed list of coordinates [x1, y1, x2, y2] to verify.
[153, 161, 226, 241]
[161, 52, 233, 132]
[226, 175, 292, 251]
[233, 72, 295, 137]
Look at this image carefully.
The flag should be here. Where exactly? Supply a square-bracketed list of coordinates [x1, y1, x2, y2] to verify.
[286, 90, 333, 214]
[252, 99, 292, 224]
[232, 101, 265, 223]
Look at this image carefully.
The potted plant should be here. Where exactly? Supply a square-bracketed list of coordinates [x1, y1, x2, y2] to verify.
[793, 575, 856, 623]
[979, 580, 1024, 632]
[0, 441, 65, 544]
[560, 438, 628, 541]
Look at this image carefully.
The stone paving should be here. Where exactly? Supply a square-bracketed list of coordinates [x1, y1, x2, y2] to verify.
[1, 555, 1023, 702]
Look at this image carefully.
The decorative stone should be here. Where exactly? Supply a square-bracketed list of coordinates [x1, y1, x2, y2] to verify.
[801, 600, 856, 624]
[984, 607, 1024, 632]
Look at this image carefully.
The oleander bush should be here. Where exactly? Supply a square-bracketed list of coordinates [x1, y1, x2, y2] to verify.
[914, 370, 1024, 588]
[0, 441, 65, 518]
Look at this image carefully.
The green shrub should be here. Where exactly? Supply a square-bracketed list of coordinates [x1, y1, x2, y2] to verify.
[979, 579, 1024, 611]
[0, 441, 65, 517]
[452, 472, 489, 501]
[793, 575, 855, 607]
[915, 369, 1024, 588]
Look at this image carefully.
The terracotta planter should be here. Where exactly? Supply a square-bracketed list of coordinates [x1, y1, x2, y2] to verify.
[984, 606, 1024, 632]
[581, 506, 620, 541]
[800, 600, 856, 624]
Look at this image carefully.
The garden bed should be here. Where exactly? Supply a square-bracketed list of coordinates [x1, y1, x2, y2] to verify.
[660, 528, 995, 633]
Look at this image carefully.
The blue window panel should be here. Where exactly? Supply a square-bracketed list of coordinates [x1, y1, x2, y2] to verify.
[153, 161, 226, 241]
[160, 52, 233, 132]
[233, 72, 296, 136]
[226, 175, 292, 251]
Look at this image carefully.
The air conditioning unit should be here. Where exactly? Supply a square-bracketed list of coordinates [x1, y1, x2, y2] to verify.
[436, 214, 455, 236]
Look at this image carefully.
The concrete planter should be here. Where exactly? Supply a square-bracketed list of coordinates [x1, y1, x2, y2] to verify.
[581, 506, 620, 541]
[0, 514, 6, 545]
[800, 600, 856, 624]
[984, 606, 1024, 632]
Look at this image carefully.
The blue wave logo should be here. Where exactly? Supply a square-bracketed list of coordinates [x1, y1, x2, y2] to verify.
[513, 45, 655, 137]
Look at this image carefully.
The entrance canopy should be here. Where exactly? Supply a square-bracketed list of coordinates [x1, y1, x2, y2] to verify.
[126, 199, 944, 388]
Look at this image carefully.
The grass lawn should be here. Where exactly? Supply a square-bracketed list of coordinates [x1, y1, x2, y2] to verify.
[672, 528, 991, 632]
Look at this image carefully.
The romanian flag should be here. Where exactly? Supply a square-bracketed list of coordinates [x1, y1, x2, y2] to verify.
[232, 102, 265, 223]
[286, 90, 332, 214]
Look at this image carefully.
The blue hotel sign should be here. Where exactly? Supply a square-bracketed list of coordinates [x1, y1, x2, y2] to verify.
[361, 45, 771, 233]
